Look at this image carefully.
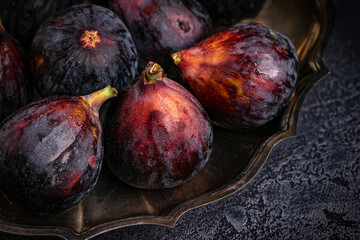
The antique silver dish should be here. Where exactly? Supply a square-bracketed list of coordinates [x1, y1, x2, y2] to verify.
[0, 0, 335, 239]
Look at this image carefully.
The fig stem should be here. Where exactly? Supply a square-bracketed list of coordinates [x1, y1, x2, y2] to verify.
[171, 51, 182, 65]
[81, 85, 118, 117]
[143, 61, 165, 85]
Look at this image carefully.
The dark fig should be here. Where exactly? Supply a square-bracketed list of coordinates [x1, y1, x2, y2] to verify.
[0, 19, 31, 122]
[0, 85, 117, 213]
[31, 4, 137, 97]
[0, 0, 87, 51]
[172, 22, 299, 130]
[109, 0, 211, 70]
[104, 62, 213, 189]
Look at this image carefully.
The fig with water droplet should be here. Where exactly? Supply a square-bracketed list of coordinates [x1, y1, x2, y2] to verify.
[0, 86, 117, 213]
[109, 0, 211, 71]
[105, 62, 213, 189]
[31, 4, 137, 97]
[0, 19, 31, 123]
[172, 22, 299, 129]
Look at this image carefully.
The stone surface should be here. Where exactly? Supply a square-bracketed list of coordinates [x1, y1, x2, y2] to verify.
[1, 0, 359, 239]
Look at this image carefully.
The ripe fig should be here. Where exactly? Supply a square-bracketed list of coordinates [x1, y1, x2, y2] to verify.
[0, 85, 117, 213]
[0, 19, 31, 122]
[109, 0, 211, 70]
[172, 22, 299, 130]
[104, 62, 213, 189]
[31, 4, 137, 97]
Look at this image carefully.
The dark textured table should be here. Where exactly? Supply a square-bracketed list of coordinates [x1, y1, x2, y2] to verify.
[1, 0, 359, 239]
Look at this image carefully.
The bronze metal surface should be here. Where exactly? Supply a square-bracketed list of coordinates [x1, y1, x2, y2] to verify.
[0, 0, 335, 239]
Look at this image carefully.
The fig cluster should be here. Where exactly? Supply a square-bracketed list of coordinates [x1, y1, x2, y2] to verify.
[0, 0, 298, 214]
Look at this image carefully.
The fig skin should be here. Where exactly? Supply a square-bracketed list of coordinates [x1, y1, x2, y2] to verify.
[108, 0, 211, 70]
[0, 86, 117, 213]
[0, 20, 31, 123]
[105, 62, 213, 189]
[172, 22, 299, 130]
[31, 4, 137, 97]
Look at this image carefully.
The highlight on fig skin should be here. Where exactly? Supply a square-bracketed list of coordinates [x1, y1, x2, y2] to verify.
[172, 22, 299, 130]
[104, 62, 213, 189]
[0, 86, 117, 214]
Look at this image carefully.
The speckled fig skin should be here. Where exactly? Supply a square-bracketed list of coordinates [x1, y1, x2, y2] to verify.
[0, 86, 117, 213]
[172, 22, 299, 130]
[105, 62, 213, 189]
[109, 0, 211, 70]
[0, 20, 31, 122]
[31, 4, 137, 97]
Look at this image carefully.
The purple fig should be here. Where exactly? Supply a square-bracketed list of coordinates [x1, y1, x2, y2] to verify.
[172, 22, 299, 130]
[104, 62, 213, 189]
[0, 85, 117, 213]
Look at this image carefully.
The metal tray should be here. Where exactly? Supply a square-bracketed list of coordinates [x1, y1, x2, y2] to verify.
[0, 0, 335, 239]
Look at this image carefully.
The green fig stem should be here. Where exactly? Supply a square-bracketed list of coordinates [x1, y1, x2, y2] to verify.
[143, 61, 165, 85]
[81, 85, 118, 117]
[171, 51, 182, 65]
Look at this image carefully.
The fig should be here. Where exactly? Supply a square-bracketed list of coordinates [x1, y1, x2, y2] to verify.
[172, 22, 299, 130]
[0, 0, 87, 51]
[0, 19, 31, 122]
[108, 0, 211, 70]
[31, 4, 137, 97]
[0, 85, 117, 213]
[104, 62, 213, 189]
